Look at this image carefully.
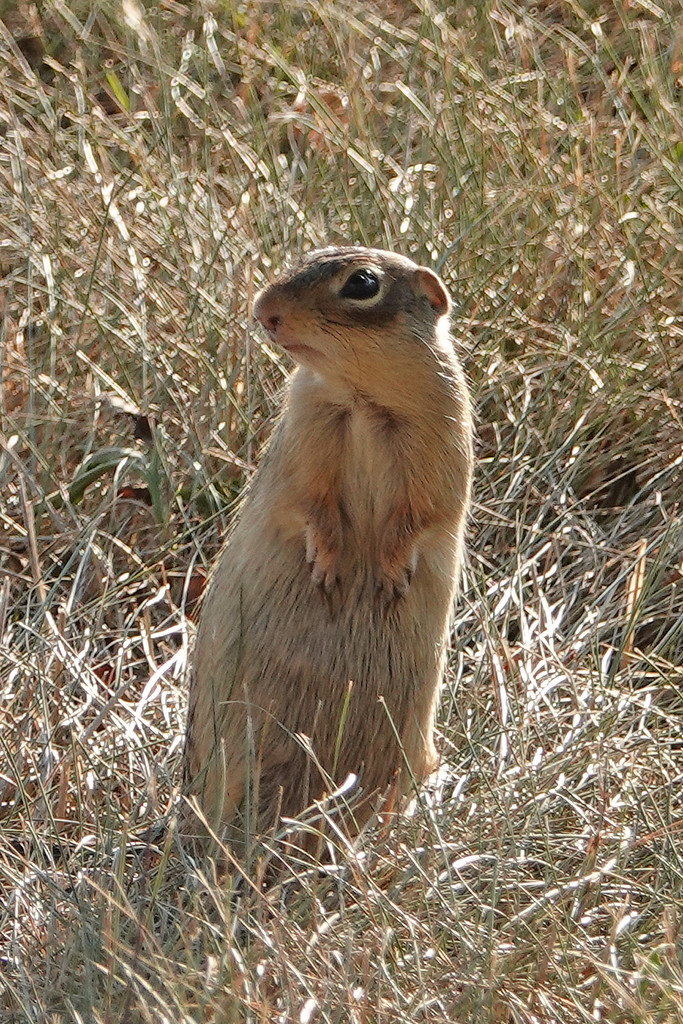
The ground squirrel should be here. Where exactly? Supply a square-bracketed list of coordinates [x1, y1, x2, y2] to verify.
[182, 246, 473, 852]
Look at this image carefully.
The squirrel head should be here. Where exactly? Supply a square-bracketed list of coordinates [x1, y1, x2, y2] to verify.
[253, 248, 454, 390]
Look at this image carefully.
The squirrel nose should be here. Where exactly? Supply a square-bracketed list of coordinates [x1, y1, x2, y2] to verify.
[258, 313, 281, 332]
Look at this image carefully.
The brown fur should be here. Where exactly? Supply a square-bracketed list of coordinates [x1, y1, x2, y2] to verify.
[182, 247, 473, 851]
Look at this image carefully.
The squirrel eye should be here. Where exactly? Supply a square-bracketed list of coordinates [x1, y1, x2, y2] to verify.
[340, 269, 381, 301]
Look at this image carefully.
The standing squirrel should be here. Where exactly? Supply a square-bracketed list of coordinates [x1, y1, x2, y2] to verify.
[182, 247, 473, 851]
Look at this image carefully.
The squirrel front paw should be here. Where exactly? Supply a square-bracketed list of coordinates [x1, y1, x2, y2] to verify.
[306, 527, 341, 593]
[375, 554, 417, 608]
[376, 561, 414, 603]
[376, 519, 419, 608]
[305, 498, 344, 600]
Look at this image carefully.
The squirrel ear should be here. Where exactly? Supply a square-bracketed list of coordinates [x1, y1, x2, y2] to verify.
[415, 268, 451, 315]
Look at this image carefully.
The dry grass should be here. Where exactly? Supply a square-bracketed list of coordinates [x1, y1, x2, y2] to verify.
[1, 0, 682, 1020]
